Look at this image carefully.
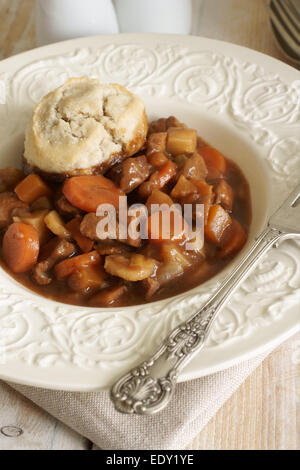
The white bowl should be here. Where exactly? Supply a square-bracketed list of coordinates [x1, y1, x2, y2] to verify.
[0, 34, 298, 391]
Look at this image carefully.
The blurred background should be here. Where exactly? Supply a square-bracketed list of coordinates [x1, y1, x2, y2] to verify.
[0, 0, 298, 67]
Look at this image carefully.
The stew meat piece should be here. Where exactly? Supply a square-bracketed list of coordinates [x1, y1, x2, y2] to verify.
[119, 155, 151, 193]
[0, 192, 28, 229]
[80, 213, 141, 248]
[0, 115, 251, 307]
[32, 239, 76, 285]
[55, 194, 82, 218]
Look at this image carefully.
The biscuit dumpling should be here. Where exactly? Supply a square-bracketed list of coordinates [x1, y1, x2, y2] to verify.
[23, 77, 148, 179]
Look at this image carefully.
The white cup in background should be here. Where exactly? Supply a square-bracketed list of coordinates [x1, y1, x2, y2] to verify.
[113, 0, 192, 34]
[35, 0, 119, 47]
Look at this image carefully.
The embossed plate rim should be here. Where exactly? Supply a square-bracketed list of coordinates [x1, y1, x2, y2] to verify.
[0, 34, 299, 391]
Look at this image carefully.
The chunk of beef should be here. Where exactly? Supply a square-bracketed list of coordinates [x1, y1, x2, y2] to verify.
[106, 162, 123, 187]
[67, 265, 107, 294]
[148, 116, 185, 135]
[148, 118, 167, 134]
[119, 155, 151, 193]
[215, 179, 234, 211]
[142, 276, 161, 300]
[55, 194, 82, 218]
[182, 152, 208, 181]
[165, 116, 185, 129]
[80, 213, 141, 248]
[96, 239, 132, 256]
[80, 213, 99, 240]
[0, 192, 28, 229]
[147, 132, 167, 155]
[0, 168, 24, 192]
[32, 238, 76, 285]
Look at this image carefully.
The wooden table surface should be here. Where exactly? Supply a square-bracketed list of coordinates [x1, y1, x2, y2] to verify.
[0, 0, 299, 450]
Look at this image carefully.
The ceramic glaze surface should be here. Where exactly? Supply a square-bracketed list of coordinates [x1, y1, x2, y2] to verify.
[0, 35, 299, 390]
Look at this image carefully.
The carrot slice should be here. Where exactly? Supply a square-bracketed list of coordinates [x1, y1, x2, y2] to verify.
[204, 205, 232, 244]
[156, 160, 177, 187]
[54, 250, 101, 279]
[62, 176, 124, 213]
[218, 219, 247, 258]
[198, 147, 226, 178]
[66, 218, 94, 253]
[2, 222, 39, 273]
[15, 174, 51, 204]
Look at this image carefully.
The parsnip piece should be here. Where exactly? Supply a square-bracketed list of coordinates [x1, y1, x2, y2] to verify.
[166, 127, 197, 156]
[13, 209, 50, 244]
[44, 210, 71, 238]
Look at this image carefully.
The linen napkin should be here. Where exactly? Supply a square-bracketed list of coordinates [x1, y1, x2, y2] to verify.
[7, 350, 271, 450]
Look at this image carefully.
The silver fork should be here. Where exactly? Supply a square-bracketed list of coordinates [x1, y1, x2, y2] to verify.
[110, 183, 300, 415]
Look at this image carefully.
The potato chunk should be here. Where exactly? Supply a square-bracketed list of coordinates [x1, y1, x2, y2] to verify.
[166, 128, 197, 156]
[104, 254, 158, 281]
[44, 210, 71, 239]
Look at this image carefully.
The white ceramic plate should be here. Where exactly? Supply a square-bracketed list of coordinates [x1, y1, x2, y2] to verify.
[0, 34, 299, 391]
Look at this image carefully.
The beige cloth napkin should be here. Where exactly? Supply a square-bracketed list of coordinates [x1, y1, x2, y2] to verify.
[7, 350, 271, 450]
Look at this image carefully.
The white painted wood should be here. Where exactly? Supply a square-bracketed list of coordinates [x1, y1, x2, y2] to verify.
[0, 382, 89, 450]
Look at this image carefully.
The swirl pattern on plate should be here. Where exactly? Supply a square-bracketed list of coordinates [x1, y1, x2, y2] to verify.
[0, 42, 299, 386]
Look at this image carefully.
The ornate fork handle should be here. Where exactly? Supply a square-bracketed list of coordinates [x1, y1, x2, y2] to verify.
[110, 227, 291, 414]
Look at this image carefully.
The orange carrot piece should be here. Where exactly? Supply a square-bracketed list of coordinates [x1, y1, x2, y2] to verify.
[148, 209, 187, 244]
[15, 174, 51, 203]
[66, 218, 94, 253]
[204, 204, 232, 244]
[146, 190, 173, 214]
[138, 160, 177, 199]
[156, 160, 177, 187]
[2, 222, 39, 273]
[54, 250, 101, 279]
[199, 147, 227, 178]
[218, 219, 247, 258]
[62, 175, 124, 213]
